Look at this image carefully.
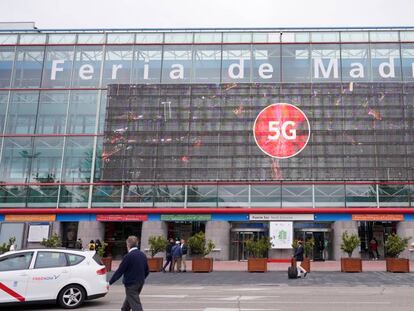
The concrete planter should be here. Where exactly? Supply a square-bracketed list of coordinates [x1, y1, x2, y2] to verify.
[247, 258, 268, 273]
[148, 257, 163, 272]
[341, 257, 362, 273]
[386, 258, 410, 273]
[192, 258, 213, 273]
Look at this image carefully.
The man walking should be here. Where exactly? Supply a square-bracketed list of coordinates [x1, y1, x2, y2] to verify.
[180, 239, 188, 272]
[109, 236, 149, 311]
[171, 240, 182, 272]
[293, 240, 308, 278]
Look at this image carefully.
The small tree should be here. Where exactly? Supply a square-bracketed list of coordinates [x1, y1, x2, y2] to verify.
[340, 231, 360, 258]
[148, 236, 168, 258]
[0, 237, 16, 254]
[245, 237, 271, 258]
[304, 238, 315, 258]
[97, 242, 108, 258]
[188, 232, 215, 257]
[41, 233, 61, 248]
[384, 233, 411, 258]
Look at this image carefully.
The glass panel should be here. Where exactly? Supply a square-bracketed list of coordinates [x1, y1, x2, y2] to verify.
[223, 32, 252, 43]
[0, 46, 14, 88]
[123, 184, 153, 206]
[72, 46, 103, 87]
[98, 91, 106, 133]
[345, 184, 377, 207]
[0, 34, 18, 45]
[61, 137, 94, 182]
[217, 185, 249, 206]
[187, 185, 217, 207]
[67, 91, 98, 134]
[164, 33, 193, 44]
[19, 34, 46, 44]
[281, 44, 311, 82]
[222, 45, 251, 83]
[400, 31, 414, 42]
[106, 33, 135, 44]
[29, 137, 63, 182]
[36, 91, 68, 134]
[13, 46, 44, 88]
[378, 184, 409, 207]
[0, 91, 8, 133]
[94, 137, 103, 180]
[162, 45, 192, 83]
[341, 43, 371, 82]
[0, 185, 27, 207]
[59, 185, 89, 207]
[135, 33, 163, 44]
[6, 91, 39, 134]
[67, 254, 85, 266]
[0, 137, 32, 182]
[252, 44, 280, 83]
[102, 45, 133, 86]
[252, 32, 280, 43]
[250, 185, 281, 206]
[154, 185, 185, 206]
[311, 44, 341, 82]
[91, 185, 122, 207]
[340, 31, 369, 42]
[0, 252, 33, 271]
[194, 33, 222, 43]
[27, 184, 59, 207]
[281, 185, 312, 207]
[192, 45, 221, 83]
[281, 32, 310, 43]
[314, 185, 345, 207]
[401, 43, 414, 81]
[47, 34, 76, 44]
[42, 46, 75, 88]
[132, 45, 162, 83]
[370, 43, 401, 81]
[311, 32, 339, 42]
[77, 34, 105, 44]
[370, 31, 399, 42]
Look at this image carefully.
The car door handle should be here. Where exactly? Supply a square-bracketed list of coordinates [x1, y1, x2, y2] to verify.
[62, 270, 69, 273]
[18, 273, 28, 276]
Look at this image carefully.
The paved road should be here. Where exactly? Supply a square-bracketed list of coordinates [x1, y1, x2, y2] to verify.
[2, 272, 414, 311]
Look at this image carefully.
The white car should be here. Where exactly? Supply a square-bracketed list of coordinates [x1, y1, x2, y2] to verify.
[0, 248, 108, 309]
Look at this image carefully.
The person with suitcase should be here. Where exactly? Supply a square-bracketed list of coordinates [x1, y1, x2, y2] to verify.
[293, 240, 308, 278]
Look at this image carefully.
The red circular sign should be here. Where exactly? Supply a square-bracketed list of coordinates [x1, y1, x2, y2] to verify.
[253, 103, 310, 159]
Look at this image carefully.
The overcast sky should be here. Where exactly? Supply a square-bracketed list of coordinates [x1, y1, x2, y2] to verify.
[0, 0, 414, 29]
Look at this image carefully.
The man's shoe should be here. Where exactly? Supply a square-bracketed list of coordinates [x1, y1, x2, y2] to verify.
[183, 270, 186, 272]
[304, 272, 308, 278]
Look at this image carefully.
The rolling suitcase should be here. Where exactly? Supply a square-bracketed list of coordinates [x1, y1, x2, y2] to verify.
[288, 258, 298, 279]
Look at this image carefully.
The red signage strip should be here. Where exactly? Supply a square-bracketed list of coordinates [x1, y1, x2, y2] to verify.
[96, 214, 148, 222]
[0, 282, 25, 302]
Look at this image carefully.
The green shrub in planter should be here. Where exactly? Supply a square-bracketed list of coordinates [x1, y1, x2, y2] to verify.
[340, 231, 360, 258]
[245, 237, 271, 258]
[304, 238, 315, 258]
[97, 242, 108, 258]
[148, 236, 168, 258]
[384, 233, 411, 258]
[188, 232, 215, 257]
[0, 237, 16, 254]
[41, 233, 61, 248]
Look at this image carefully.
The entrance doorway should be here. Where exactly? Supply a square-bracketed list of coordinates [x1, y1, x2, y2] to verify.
[230, 229, 267, 261]
[358, 221, 397, 259]
[61, 222, 78, 249]
[294, 229, 332, 261]
[104, 222, 142, 259]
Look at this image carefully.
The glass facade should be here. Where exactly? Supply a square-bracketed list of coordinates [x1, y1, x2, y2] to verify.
[0, 28, 412, 208]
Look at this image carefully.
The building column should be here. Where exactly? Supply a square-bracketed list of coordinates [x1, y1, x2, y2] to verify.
[205, 221, 230, 260]
[396, 222, 414, 260]
[140, 221, 168, 257]
[77, 221, 105, 247]
[332, 221, 359, 260]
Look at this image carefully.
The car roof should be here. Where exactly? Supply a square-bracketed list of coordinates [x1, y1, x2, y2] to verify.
[0, 248, 95, 257]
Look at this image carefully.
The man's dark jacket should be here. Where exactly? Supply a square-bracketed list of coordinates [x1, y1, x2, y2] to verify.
[109, 248, 149, 287]
[294, 245, 304, 261]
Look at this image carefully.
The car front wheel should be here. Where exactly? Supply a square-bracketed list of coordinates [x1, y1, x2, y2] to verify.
[58, 284, 86, 309]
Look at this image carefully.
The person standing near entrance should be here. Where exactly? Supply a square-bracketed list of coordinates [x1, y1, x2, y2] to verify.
[293, 240, 308, 278]
[172, 240, 182, 272]
[180, 239, 188, 272]
[109, 235, 149, 311]
[369, 237, 379, 260]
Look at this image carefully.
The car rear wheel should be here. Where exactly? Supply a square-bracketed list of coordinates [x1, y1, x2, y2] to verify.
[58, 284, 86, 309]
